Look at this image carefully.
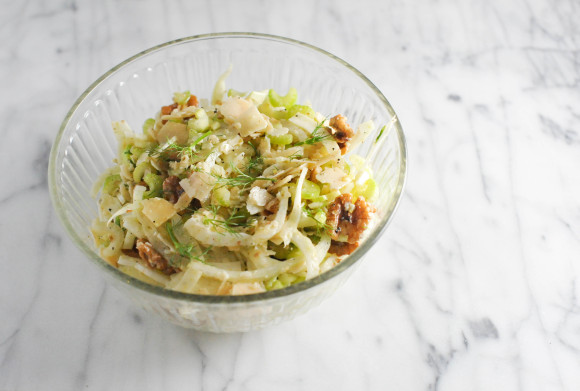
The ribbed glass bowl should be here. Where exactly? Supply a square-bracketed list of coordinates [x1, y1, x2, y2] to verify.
[49, 33, 406, 332]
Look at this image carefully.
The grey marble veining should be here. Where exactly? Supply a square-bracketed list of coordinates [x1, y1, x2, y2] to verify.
[1, 0, 580, 389]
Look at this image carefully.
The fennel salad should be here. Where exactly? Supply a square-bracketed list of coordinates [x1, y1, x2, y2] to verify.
[91, 73, 381, 295]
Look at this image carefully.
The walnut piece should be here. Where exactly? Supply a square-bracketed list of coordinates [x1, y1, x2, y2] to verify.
[135, 239, 179, 275]
[326, 193, 373, 256]
[329, 114, 355, 155]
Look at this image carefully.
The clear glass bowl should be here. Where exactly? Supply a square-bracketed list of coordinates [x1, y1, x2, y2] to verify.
[49, 33, 407, 332]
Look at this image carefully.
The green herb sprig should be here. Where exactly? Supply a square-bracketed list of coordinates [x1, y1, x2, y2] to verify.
[202, 207, 253, 235]
[302, 206, 332, 235]
[293, 119, 331, 146]
[148, 130, 212, 161]
[287, 151, 304, 161]
[166, 221, 209, 263]
[212, 164, 275, 189]
[375, 125, 386, 144]
[123, 146, 136, 166]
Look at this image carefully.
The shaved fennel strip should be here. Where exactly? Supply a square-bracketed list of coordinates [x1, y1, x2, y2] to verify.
[275, 167, 307, 246]
[184, 256, 303, 283]
[291, 230, 319, 279]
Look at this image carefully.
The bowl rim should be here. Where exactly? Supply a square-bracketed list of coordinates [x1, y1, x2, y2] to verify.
[49, 32, 407, 304]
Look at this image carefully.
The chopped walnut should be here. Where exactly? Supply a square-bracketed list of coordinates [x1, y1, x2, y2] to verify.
[186, 94, 199, 107]
[309, 165, 321, 181]
[329, 241, 359, 256]
[329, 114, 354, 155]
[160, 103, 178, 125]
[161, 103, 178, 116]
[264, 197, 280, 214]
[121, 248, 140, 258]
[163, 175, 185, 204]
[135, 239, 179, 275]
[326, 193, 373, 256]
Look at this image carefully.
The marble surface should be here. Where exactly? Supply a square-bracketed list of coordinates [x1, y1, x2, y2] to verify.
[2, 0, 580, 389]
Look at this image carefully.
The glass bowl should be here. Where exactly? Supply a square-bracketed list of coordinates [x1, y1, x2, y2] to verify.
[48, 33, 407, 332]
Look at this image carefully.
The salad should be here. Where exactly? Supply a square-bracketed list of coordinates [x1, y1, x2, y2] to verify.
[91, 72, 380, 295]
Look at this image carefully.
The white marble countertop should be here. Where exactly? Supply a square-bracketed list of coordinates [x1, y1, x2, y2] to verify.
[2, 0, 580, 389]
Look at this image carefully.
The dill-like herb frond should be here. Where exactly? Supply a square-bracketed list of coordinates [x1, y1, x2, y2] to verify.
[202, 207, 253, 235]
[293, 119, 331, 146]
[148, 130, 212, 161]
[123, 145, 136, 166]
[212, 164, 275, 189]
[375, 124, 386, 144]
[287, 151, 304, 161]
[147, 142, 194, 161]
[166, 221, 209, 263]
[302, 206, 331, 235]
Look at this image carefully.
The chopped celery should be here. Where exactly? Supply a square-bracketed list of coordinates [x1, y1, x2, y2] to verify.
[322, 189, 341, 201]
[247, 90, 268, 105]
[309, 191, 340, 207]
[272, 280, 285, 289]
[268, 133, 293, 146]
[122, 145, 134, 166]
[187, 108, 210, 132]
[310, 195, 327, 204]
[143, 173, 163, 199]
[268, 88, 297, 109]
[278, 273, 298, 286]
[123, 145, 144, 167]
[354, 178, 377, 201]
[143, 173, 163, 189]
[131, 146, 144, 158]
[133, 162, 155, 183]
[103, 174, 121, 195]
[211, 187, 231, 207]
[264, 277, 276, 290]
[210, 119, 222, 130]
[286, 244, 301, 260]
[313, 210, 327, 225]
[342, 161, 351, 175]
[258, 100, 290, 120]
[264, 272, 304, 290]
[279, 273, 305, 286]
[301, 180, 320, 200]
[227, 88, 245, 97]
[142, 118, 155, 137]
[173, 90, 191, 106]
[287, 179, 321, 201]
[288, 104, 316, 118]
[264, 277, 284, 291]
[269, 241, 296, 260]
